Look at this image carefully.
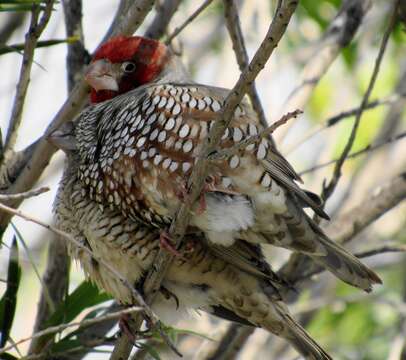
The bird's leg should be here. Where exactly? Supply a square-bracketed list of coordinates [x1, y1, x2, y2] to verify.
[159, 230, 182, 257]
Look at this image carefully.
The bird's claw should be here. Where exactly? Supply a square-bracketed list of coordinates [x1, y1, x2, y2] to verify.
[159, 231, 182, 257]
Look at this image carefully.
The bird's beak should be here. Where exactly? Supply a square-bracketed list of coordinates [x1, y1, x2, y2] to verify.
[85, 59, 119, 92]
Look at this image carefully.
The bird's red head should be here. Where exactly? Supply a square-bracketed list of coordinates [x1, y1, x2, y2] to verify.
[86, 36, 169, 103]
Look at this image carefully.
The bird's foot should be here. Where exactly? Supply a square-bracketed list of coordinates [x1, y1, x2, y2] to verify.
[196, 176, 217, 214]
[159, 231, 182, 257]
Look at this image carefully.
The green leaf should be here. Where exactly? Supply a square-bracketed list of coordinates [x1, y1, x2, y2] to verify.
[0, 237, 21, 347]
[0, 353, 19, 360]
[0, 37, 79, 56]
[46, 281, 111, 328]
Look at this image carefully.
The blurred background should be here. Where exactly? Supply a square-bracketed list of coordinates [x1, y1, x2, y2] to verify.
[0, 0, 405, 359]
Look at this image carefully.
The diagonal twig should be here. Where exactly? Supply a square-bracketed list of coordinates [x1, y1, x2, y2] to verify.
[320, 0, 401, 206]
[299, 131, 406, 175]
[210, 109, 302, 161]
[223, 0, 271, 141]
[0, 186, 49, 201]
[3, 0, 55, 158]
[0, 0, 156, 235]
[0, 306, 142, 355]
[277, 0, 372, 141]
[132, 5, 299, 359]
[165, 0, 214, 44]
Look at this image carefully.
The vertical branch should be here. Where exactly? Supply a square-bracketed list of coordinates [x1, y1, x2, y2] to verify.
[0, 0, 156, 238]
[62, 0, 88, 91]
[223, 0, 271, 138]
[145, 0, 183, 39]
[28, 0, 89, 355]
[320, 0, 400, 206]
[3, 0, 55, 156]
[277, 0, 371, 140]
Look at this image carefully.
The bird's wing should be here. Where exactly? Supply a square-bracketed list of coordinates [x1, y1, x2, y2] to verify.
[75, 82, 327, 228]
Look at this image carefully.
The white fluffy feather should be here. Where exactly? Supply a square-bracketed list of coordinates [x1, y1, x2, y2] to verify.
[192, 194, 254, 246]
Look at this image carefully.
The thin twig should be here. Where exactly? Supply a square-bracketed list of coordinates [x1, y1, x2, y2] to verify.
[320, 0, 400, 205]
[223, 0, 271, 141]
[28, 2, 87, 355]
[299, 131, 406, 175]
[355, 244, 406, 258]
[165, 0, 214, 44]
[293, 244, 406, 285]
[0, 0, 156, 235]
[210, 110, 302, 161]
[0, 201, 179, 357]
[11, 223, 56, 314]
[284, 93, 405, 155]
[145, 0, 182, 39]
[278, 173, 406, 293]
[0, 186, 49, 201]
[3, 0, 55, 156]
[0, 306, 142, 355]
[277, 0, 371, 141]
[0, 202, 157, 330]
[134, 2, 299, 352]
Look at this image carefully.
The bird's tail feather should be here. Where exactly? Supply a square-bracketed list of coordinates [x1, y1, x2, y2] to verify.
[274, 304, 332, 360]
[309, 233, 382, 292]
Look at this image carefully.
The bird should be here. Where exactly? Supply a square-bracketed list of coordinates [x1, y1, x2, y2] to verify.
[52, 122, 333, 360]
[49, 34, 382, 359]
[76, 35, 381, 293]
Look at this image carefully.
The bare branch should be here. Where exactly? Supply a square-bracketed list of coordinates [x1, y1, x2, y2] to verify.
[320, 0, 400, 206]
[119, 5, 300, 359]
[284, 93, 405, 155]
[0, 306, 142, 355]
[210, 109, 302, 161]
[0, 12, 26, 44]
[277, 0, 371, 140]
[0, 186, 49, 201]
[145, 0, 182, 39]
[201, 324, 254, 360]
[0, 0, 156, 232]
[165, 0, 214, 44]
[355, 244, 406, 259]
[3, 1, 55, 156]
[223, 0, 271, 140]
[62, 0, 88, 91]
[299, 131, 406, 175]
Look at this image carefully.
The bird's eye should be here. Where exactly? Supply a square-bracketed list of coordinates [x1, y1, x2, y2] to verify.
[122, 61, 136, 73]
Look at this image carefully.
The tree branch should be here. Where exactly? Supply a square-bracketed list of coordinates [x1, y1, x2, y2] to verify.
[120, 2, 298, 359]
[299, 130, 406, 175]
[279, 172, 406, 290]
[145, 0, 182, 39]
[223, 0, 271, 141]
[320, 0, 400, 206]
[0, 0, 156, 235]
[277, 0, 371, 140]
[165, 0, 214, 44]
[3, 0, 55, 157]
